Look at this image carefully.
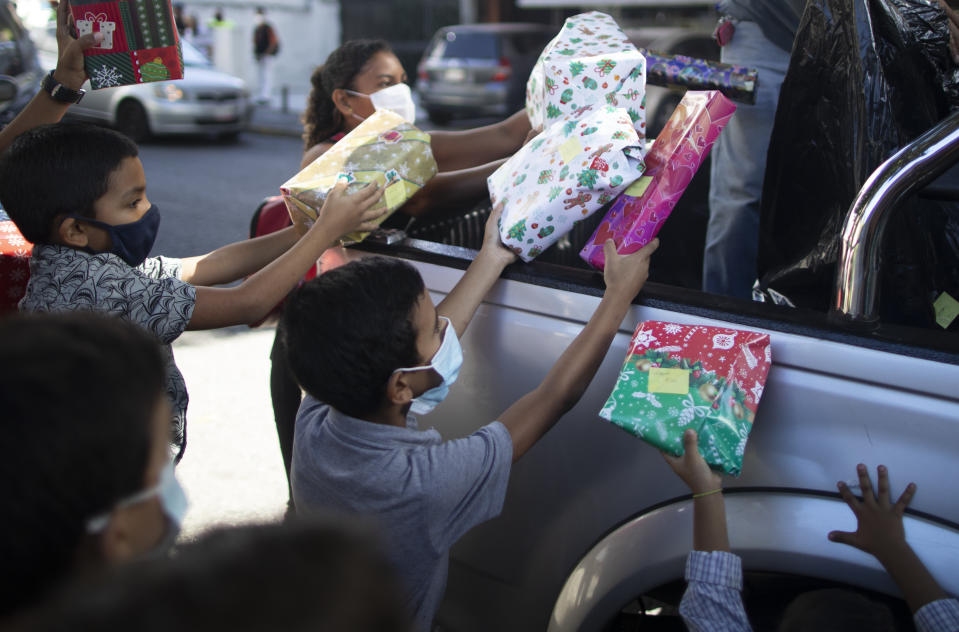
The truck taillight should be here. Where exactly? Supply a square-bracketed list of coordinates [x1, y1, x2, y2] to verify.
[491, 56, 511, 82]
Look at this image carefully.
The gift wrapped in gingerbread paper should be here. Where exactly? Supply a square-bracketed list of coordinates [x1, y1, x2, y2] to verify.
[71, 0, 184, 89]
[488, 104, 644, 262]
[280, 110, 438, 245]
[599, 321, 771, 476]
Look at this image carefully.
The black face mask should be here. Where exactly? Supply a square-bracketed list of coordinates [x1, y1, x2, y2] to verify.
[68, 205, 161, 267]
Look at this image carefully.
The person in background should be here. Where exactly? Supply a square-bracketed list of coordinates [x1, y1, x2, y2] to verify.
[0, 313, 186, 621]
[11, 519, 410, 632]
[663, 428, 959, 631]
[701, 0, 805, 300]
[252, 7, 279, 105]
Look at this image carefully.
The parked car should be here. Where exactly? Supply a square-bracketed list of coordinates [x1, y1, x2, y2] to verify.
[38, 38, 251, 142]
[317, 110, 959, 630]
[416, 23, 554, 124]
[0, 0, 44, 128]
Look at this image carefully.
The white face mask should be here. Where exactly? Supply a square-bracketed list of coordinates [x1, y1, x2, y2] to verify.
[393, 316, 463, 415]
[346, 83, 416, 124]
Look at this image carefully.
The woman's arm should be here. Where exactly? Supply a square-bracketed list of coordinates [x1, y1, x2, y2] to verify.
[400, 159, 504, 217]
[427, 109, 531, 171]
[300, 141, 335, 169]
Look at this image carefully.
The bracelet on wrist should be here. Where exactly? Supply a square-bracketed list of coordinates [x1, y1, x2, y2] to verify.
[692, 488, 723, 499]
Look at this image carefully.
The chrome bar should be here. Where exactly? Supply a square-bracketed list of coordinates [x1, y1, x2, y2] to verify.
[833, 110, 959, 322]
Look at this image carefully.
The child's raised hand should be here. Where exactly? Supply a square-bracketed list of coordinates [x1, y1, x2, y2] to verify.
[602, 238, 658, 304]
[662, 429, 722, 495]
[54, 0, 101, 90]
[828, 464, 915, 560]
[479, 202, 517, 266]
[314, 181, 385, 240]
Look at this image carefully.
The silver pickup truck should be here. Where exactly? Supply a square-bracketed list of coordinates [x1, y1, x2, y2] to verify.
[333, 111, 959, 630]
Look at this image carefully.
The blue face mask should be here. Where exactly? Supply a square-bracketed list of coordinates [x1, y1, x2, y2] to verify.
[394, 316, 463, 415]
[68, 205, 161, 267]
[86, 460, 189, 554]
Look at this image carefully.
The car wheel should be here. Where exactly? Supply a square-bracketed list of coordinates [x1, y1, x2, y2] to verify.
[427, 108, 452, 125]
[217, 130, 241, 143]
[116, 100, 151, 142]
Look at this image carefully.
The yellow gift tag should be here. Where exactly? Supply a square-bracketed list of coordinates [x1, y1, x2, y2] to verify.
[384, 181, 406, 209]
[648, 367, 690, 395]
[933, 292, 959, 329]
[625, 175, 653, 197]
[559, 136, 582, 164]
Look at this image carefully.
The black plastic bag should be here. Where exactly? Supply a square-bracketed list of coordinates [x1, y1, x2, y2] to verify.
[756, 0, 959, 330]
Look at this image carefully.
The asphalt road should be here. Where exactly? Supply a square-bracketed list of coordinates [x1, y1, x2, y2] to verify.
[138, 132, 304, 540]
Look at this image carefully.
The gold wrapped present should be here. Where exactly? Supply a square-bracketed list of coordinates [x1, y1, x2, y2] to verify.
[280, 110, 438, 244]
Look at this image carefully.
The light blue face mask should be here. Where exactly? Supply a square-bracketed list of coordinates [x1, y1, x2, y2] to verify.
[86, 460, 189, 553]
[394, 316, 463, 415]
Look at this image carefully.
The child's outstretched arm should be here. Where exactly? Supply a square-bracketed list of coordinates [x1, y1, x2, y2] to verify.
[435, 203, 516, 336]
[663, 429, 728, 552]
[497, 238, 658, 462]
[829, 465, 952, 616]
[186, 182, 383, 330]
[0, 0, 99, 154]
[666, 429, 751, 632]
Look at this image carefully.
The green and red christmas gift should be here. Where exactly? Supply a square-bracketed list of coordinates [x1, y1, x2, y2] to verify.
[526, 11, 647, 137]
[280, 110, 437, 245]
[0, 211, 31, 314]
[488, 104, 644, 262]
[599, 321, 772, 476]
[71, 0, 183, 89]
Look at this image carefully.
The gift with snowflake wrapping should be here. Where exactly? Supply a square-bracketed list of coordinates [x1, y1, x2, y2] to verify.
[526, 11, 647, 137]
[0, 211, 32, 314]
[488, 104, 644, 262]
[71, 0, 183, 89]
[580, 91, 736, 270]
[280, 110, 437, 245]
[599, 321, 771, 476]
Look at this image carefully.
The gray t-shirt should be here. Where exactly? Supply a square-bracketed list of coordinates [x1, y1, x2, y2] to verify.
[292, 395, 513, 631]
[719, 0, 806, 53]
[19, 244, 196, 460]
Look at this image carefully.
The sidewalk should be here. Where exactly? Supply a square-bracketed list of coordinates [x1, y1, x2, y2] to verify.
[248, 91, 309, 138]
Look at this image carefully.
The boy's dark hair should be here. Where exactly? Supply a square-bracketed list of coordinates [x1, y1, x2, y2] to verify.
[0, 122, 138, 243]
[0, 312, 165, 618]
[302, 39, 393, 151]
[14, 519, 410, 632]
[281, 256, 424, 418]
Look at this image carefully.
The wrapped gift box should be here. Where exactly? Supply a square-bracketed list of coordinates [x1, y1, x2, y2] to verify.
[526, 11, 647, 137]
[580, 91, 735, 270]
[641, 49, 759, 105]
[280, 110, 438, 245]
[0, 213, 32, 314]
[489, 104, 644, 262]
[599, 321, 771, 476]
[71, 0, 184, 89]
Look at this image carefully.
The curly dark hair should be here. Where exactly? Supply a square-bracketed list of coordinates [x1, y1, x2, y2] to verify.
[302, 39, 393, 151]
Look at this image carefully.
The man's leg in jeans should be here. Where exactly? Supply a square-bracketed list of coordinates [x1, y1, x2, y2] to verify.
[703, 21, 790, 299]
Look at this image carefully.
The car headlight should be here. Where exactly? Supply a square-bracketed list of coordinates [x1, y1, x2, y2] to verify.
[153, 83, 185, 102]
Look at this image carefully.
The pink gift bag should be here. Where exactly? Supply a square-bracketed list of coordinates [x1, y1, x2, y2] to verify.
[579, 90, 736, 269]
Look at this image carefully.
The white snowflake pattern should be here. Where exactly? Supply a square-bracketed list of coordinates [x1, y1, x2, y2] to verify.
[632, 328, 658, 348]
[92, 65, 122, 88]
[667, 407, 679, 418]
[631, 391, 662, 408]
[0, 223, 16, 233]
[9, 268, 26, 282]
[750, 381, 764, 402]
[663, 323, 683, 335]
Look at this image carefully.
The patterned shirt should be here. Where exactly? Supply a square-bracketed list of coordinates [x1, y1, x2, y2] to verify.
[19, 244, 196, 460]
[679, 549, 959, 632]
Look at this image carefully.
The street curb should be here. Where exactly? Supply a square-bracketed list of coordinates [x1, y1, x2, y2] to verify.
[248, 124, 302, 138]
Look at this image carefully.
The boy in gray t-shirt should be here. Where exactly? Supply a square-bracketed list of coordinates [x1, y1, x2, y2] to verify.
[284, 207, 659, 630]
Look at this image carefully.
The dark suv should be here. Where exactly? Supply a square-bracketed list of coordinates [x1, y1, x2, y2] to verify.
[416, 23, 553, 124]
[0, 0, 44, 127]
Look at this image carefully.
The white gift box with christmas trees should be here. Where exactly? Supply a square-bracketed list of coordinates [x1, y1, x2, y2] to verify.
[526, 11, 647, 139]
